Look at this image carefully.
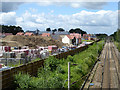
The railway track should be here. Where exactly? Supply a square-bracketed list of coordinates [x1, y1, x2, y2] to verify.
[83, 39, 120, 89]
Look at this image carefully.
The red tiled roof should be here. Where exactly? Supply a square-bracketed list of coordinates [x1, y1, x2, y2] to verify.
[83, 34, 91, 37]
[16, 32, 24, 35]
[42, 33, 50, 36]
[70, 33, 81, 39]
[24, 32, 34, 36]
[66, 35, 75, 39]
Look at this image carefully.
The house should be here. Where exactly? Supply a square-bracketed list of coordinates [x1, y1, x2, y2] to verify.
[42, 33, 51, 37]
[70, 33, 81, 38]
[25, 29, 40, 35]
[62, 34, 81, 45]
[62, 35, 74, 45]
[83, 34, 91, 40]
[89, 34, 97, 41]
[70, 33, 81, 45]
[83, 34, 97, 40]
[48, 45, 58, 54]
[16, 32, 24, 35]
[24, 32, 34, 36]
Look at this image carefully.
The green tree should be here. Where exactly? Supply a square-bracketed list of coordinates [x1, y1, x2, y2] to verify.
[96, 33, 108, 39]
[46, 28, 51, 32]
[69, 28, 87, 35]
[58, 28, 65, 32]
[1, 25, 24, 35]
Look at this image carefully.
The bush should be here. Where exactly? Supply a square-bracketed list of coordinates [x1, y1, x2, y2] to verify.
[118, 43, 120, 52]
[14, 72, 31, 88]
[45, 56, 59, 71]
[67, 55, 74, 62]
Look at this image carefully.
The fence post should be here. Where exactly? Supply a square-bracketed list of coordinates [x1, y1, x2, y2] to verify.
[6, 57, 7, 66]
[20, 59, 21, 64]
[68, 62, 70, 90]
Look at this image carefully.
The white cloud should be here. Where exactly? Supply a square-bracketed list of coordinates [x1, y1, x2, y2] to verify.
[0, 10, 118, 35]
[70, 3, 80, 8]
[50, 10, 54, 13]
[0, 12, 16, 25]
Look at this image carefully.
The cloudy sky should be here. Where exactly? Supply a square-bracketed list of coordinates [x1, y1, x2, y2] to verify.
[0, 0, 119, 35]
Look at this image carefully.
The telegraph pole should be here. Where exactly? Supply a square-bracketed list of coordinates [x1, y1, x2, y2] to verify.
[68, 62, 70, 90]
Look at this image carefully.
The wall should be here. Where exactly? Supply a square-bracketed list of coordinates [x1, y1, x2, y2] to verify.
[62, 35, 70, 44]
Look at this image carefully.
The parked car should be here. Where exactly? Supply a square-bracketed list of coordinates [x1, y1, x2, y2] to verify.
[60, 49, 64, 53]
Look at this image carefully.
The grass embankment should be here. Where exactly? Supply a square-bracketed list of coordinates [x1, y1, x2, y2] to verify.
[114, 42, 120, 52]
[81, 40, 94, 43]
[14, 40, 104, 88]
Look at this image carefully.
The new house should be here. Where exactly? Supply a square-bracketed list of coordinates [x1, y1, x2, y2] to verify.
[62, 33, 81, 45]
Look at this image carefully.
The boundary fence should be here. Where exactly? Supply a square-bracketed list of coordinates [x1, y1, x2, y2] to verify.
[0, 40, 100, 89]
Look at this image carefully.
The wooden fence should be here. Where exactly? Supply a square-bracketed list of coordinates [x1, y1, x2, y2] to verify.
[0, 40, 99, 89]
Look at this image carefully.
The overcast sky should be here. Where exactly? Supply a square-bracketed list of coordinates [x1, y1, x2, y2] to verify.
[0, 0, 119, 35]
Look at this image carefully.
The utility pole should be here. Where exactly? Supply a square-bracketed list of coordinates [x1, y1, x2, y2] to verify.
[68, 62, 70, 90]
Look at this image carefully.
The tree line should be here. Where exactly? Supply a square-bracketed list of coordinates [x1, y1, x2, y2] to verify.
[110, 29, 120, 51]
[1, 25, 87, 35]
[95, 34, 108, 39]
[0, 25, 24, 35]
[46, 27, 87, 35]
[110, 29, 120, 42]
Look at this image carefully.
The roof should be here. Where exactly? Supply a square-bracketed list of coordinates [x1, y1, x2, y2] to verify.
[24, 32, 34, 36]
[42, 33, 50, 36]
[39, 31, 69, 35]
[16, 32, 24, 35]
[66, 35, 75, 39]
[70, 33, 81, 39]
[83, 34, 91, 37]
[26, 31, 37, 34]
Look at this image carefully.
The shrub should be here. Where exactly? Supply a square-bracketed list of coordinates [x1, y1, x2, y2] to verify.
[14, 72, 31, 88]
[67, 55, 74, 62]
[45, 56, 59, 71]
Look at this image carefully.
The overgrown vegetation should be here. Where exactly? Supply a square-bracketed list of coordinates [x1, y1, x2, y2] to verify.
[14, 41, 104, 88]
[111, 29, 120, 52]
[82, 40, 94, 43]
[95, 34, 108, 39]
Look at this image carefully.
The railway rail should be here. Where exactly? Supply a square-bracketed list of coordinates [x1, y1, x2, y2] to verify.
[83, 39, 120, 89]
